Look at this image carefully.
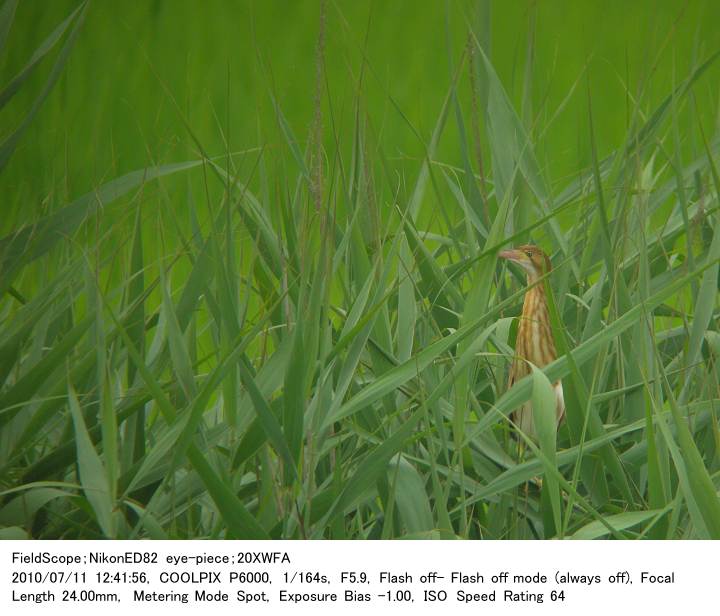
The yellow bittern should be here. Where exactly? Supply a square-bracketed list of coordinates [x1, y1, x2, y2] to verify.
[499, 245, 565, 440]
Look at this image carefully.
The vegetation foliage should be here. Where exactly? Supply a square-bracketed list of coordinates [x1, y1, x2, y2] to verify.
[1, 1, 719, 539]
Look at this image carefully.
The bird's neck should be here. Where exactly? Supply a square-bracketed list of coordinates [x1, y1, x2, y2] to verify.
[521, 277, 548, 319]
[525, 269, 542, 284]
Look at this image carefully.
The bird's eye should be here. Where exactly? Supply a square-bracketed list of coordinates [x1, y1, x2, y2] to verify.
[525, 251, 533, 259]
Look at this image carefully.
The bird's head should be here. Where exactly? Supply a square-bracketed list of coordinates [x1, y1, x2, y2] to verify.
[498, 244, 551, 280]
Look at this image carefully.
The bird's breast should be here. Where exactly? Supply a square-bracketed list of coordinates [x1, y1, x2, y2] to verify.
[517, 286, 556, 366]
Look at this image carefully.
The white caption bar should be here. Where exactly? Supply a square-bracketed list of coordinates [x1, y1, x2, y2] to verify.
[0, 540, 708, 615]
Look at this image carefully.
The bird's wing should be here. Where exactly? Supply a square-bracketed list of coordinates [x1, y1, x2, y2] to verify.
[507, 354, 530, 391]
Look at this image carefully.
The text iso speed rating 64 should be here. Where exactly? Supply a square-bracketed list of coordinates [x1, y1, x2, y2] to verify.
[1, 541, 701, 616]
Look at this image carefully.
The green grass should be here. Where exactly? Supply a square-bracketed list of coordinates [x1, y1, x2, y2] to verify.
[0, 0, 719, 540]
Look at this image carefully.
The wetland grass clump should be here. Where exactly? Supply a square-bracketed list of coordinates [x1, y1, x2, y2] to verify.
[0, 1, 719, 539]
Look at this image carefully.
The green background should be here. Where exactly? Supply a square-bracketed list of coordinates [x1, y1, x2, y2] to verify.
[5, 1, 720, 216]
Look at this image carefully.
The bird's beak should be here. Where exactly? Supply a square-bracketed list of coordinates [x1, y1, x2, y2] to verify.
[498, 248, 526, 264]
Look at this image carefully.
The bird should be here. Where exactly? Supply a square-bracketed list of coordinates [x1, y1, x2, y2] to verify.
[498, 245, 565, 441]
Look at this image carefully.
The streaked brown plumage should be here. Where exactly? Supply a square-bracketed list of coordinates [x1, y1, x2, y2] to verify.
[499, 245, 565, 440]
